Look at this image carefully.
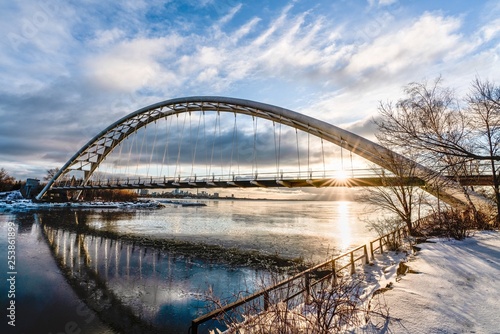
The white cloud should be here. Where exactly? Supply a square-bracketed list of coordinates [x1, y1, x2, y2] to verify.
[230, 17, 261, 43]
[252, 4, 293, 47]
[479, 18, 500, 43]
[89, 28, 127, 48]
[345, 13, 467, 77]
[85, 36, 183, 91]
[218, 3, 242, 26]
[379, 0, 398, 6]
[367, 0, 398, 8]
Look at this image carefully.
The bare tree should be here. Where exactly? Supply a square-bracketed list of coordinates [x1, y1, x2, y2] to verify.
[375, 77, 500, 224]
[0, 168, 15, 192]
[467, 78, 500, 222]
[360, 152, 426, 235]
[375, 77, 472, 162]
[44, 168, 61, 181]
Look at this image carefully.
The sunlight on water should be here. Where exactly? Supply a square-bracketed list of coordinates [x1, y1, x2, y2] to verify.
[336, 201, 352, 252]
[81, 199, 377, 262]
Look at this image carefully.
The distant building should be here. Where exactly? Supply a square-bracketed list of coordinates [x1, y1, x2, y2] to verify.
[23, 178, 40, 198]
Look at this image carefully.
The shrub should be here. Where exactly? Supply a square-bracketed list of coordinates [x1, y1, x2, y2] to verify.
[205, 273, 389, 333]
[417, 207, 488, 240]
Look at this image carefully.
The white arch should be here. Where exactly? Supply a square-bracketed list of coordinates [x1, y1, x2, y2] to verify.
[36, 96, 494, 213]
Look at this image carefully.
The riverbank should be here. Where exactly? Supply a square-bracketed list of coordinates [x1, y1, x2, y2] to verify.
[212, 231, 500, 333]
[0, 191, 165, 212]
[376, 231, 500, 333]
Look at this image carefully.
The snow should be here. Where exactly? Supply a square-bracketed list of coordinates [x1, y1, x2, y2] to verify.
[378, 231, 500, 334]
[0, 190, 23, 201]
[211, 231, 500, 334]
[0, 191, 164, 212]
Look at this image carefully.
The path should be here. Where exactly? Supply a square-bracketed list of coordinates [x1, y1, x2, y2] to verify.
[381, 231, 500, 334]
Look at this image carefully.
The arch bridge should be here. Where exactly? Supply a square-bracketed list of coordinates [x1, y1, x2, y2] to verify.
[37, 96, 492, 212]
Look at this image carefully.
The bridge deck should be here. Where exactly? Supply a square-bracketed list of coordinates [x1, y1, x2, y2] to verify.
[49, 175, 492, 192]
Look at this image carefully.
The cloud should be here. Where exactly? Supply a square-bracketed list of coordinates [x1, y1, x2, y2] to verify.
[218, 3, 242, 26]
[378, 0, 398, 6]
[479, 18, 500, 43]
[344, 116, 378, 140]
[85, 35, 183, 92]
[344, 13, 466, 77]
[89, 28, 127, 48]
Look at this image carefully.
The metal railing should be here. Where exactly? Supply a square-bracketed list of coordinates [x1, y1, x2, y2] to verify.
[190, 225, 409, 334]
[51, 168, 393, 188]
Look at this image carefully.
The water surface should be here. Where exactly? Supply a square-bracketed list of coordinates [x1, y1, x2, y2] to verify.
[0, 199, 376, 333]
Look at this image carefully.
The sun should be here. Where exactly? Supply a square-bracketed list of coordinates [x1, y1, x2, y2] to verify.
[334, 169, 349, 181]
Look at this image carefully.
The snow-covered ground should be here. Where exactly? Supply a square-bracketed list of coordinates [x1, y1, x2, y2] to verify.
[0, 190, 164, 212]
[377, 231, 500, 334]
[214, 231, 500, 334]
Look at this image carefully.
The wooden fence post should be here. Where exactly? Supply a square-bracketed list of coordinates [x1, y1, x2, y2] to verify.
[304, 272, 311, 304]
[191, 322, 198, 334]
[350, 251, 355, 274]
[332, 259, 337, 286]
[363, 245, 369, 264]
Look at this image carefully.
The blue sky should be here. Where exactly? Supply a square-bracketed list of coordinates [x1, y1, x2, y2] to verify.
[1, 0, 499, 180]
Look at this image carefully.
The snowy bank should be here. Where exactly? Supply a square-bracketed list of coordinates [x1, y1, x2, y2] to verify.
[381, 231, 500, 334]
[210, 231, 499, 334]
[0, 191, 164, 213]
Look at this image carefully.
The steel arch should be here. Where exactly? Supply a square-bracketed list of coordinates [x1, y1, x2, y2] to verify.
[36, 96, 493, 212]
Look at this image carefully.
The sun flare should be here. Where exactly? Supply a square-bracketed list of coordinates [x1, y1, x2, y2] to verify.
[334, 170, 349, 180]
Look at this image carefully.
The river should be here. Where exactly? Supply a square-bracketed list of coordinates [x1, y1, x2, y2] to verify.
[0, 199, 378, 333]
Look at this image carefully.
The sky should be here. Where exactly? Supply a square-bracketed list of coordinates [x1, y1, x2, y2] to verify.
[1, 0, 499, 182]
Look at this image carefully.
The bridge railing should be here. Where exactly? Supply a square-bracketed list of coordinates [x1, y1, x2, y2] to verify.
[52, 168, 392, 188]
[190, 225, 409, 334]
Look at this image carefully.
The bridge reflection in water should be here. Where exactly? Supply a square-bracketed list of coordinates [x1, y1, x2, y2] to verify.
[39, 212, 263, 333]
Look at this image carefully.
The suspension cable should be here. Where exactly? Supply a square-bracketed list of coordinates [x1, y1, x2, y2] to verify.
[135, 124, 148, 176]
[174, 113, 187, 181]
[235, 114, 240, 177]
[219, 111, 223, 179]
[159, 115, 173, 179]
[273, 121, 278, 178]
[278, 120, 282, 178]
[114, 135, 125, 180]
[340, 137, 344, 172]
[146, 120, 159, 178]
[350, 147, 354, 178]
[321, 138, 326, 178]
[190, 111, 203, 180]
[202, 109, 208, 178]
[209, 109, 219, 179]
[295, 128, 301, 178]
[252, 116, 258, 178]
[307, 127, 310, 176]
[125, 128, 137, 177]
[229, 113, 237, 179]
